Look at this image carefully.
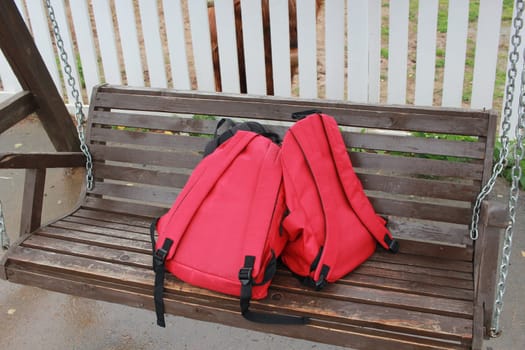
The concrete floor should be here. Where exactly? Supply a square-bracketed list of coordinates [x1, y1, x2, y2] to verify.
[0, 116, 523, 349]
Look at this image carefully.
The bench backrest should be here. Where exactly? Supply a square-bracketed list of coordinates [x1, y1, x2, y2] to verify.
[85, 85, 497, 261]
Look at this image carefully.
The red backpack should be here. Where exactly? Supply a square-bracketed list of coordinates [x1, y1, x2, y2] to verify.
[151, 130, 306, 326]
[280, 113, 398, 289]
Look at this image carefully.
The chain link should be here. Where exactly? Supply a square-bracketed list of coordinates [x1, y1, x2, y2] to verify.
[491, 71, 525, 337]
[45, 0, 94, 191]
[0, 201, 9, 250]
[470, 0, 524, 240]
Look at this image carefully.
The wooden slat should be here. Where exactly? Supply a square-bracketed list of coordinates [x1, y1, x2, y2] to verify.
[350, 152, 483, 180]
[6, 247, 473, 342]
[187, 0, 215, 91]
[387, 216, 470, 247]
[138, 0, 167, 88]
[90, 127, 209, 150]
[214, 0, 241, 93]
[325, 0, 345, 100]
[89, 144, 201, 169]
[0, 91, 37, 134]
[343, 132, 486, 159]
[268, 0, 292, 97]
[370, 196, 471, 225]
[296, 0, 318, 98]
[367, 0, 382, 103]
[239, 0, 266, 95]
[441, 0, 469, 107]
[0, 152, 84, 169]
[91, 1, 122, 84]
[387, 0, 410, 104]
[371, 250, 473, 273]
[114, 0, 144, 87]
[93, 163, 189, 188]
[73, 208, 153, 227]
[61, 216, 149, 235]
[414, 0, 438, 106]
[470, 0, 504, 109]
[91, 110, 217, 134]
[358, 173, 478, 202]
[83, 196, 168, 218]
[162, 0, 191, 90]
[6, 269, 468, 350]
[93, 90, 490, 136]
[89, 182, 179, 206]
[347, 0, 369, 102]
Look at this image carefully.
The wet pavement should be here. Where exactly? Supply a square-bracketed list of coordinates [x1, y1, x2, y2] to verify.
[0, 116, 523, 349]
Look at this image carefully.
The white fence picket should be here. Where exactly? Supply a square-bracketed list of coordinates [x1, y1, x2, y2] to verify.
[324, 0, 345, 100]
[114, 0, 144, 87]
[163, 0, 191, 90]
[387, 0, 410, 104]
[214, 0, 241, 94]
[471, 0, 504, 109]
[52, 0, 83, 103]
[240, 0, 267, 95]
[69, 0, 100, 100]
[138, 0, 167, 88]
[441, 0, 469, 107]
[414, 0, 438, 106]
[92, 0, 121, 85]
[367, 0, 382, 103]
[187, 0, 215, 92]
[347, 0, 369, 103]
[269, 0, 292, 97]
[25, 0, 61, 94]
[296, 0, 317, 98]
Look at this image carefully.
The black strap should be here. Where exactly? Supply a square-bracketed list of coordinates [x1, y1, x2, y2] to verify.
[383, 234, 400, 254]
[150, 219, 173, 327]
[293, 264, 330, 291]
[291, 109, 322, 120]
[239, 256, 309, 325]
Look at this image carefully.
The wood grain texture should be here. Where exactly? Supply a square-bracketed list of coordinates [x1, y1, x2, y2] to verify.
[2, 84, 507, 349]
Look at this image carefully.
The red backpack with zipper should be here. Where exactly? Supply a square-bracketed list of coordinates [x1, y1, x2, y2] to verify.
[151, 130, 306, 327]
[280, 113, 398, 289]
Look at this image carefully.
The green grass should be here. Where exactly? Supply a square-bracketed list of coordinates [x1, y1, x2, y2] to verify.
[381, 48, 389, 59]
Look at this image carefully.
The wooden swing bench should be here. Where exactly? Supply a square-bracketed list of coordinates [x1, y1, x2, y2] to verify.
[0, 84, 507, 350]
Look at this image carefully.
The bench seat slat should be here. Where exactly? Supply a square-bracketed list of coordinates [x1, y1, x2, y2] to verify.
[7, 245, 473, 342]
[6, 269, 469, 350]
[89, 182, 179, 206]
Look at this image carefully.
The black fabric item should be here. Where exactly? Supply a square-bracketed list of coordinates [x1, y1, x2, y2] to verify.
[239, 256, 309, 325]
[203, 118, 280, 157]
[291, 109, 322, 120]
[151, 220, 173, 328]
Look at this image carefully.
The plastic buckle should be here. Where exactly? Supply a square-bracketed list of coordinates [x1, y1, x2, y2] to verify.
[384, 234, 399, 254]
[238, 267, 253, 286]
[154, 248, 168, 262]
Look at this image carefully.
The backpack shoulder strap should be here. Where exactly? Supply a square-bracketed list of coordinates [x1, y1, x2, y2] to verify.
[320, 115, 398, 251]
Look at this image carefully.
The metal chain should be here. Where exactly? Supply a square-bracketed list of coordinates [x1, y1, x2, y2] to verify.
[470, 0, 524, 240]
[0, 200, 9, 250]
[45, 0, 94, 190]
[491, 65, 525, 337]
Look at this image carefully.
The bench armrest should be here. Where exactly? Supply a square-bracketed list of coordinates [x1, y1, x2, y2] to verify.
[0, 152, 85, 169]
[474, 192, 509, 339]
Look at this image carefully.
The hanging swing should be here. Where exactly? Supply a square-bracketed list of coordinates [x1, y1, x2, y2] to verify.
[0, 1, 522, 349]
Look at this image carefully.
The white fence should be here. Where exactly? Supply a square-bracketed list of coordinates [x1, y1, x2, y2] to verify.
[0, 0, 522, 135]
